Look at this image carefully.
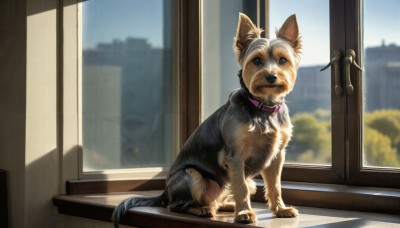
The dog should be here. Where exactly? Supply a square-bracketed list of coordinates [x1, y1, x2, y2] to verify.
[112, 13, 301, 227]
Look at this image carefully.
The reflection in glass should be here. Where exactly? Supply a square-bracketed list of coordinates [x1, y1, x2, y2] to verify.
[363, 0, 400, 168]
[202, 0, 243, 118]
[81, 0, 174, 171]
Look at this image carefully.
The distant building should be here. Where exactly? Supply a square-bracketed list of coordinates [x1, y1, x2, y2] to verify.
[286, 44, 400, 115]
[365, 44, 400, 111]
[82, 37, 400, 169]
[286, 65, 331, 115]
[82, 37, 173, 169]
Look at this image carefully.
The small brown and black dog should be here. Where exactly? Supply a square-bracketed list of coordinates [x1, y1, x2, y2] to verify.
[112, 13, 301, 227]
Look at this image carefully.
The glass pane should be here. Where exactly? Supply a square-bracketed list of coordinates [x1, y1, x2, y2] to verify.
[202, 0, 331, 165]
[82, 0, 175, 171]
[202, 0, 243, 118]
[271, 1, 331, 165]
[363, 0, 400, 168]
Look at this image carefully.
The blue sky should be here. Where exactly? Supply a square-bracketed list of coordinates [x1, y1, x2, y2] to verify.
[268, 0, 330, 65]
[363, 0, 400, 46]
[82, 0, 165, 49]
[269, 0, 400, 65]
[83, 0, 400, 66]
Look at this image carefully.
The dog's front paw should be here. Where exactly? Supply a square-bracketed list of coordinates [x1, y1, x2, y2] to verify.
[234, 210, 257, 224]
[275, 206, 299, 218]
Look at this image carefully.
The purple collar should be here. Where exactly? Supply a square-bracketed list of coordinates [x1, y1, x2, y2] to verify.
[246, 96, 282, 113]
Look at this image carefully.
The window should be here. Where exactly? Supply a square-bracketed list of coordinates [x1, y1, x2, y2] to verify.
[61, 0, 398, 193]
[203, 0, 332, 166]
[81, 0, 176, 171]
[61, 0, 201, 180]
[362, 0, 400, 168]
[202, 0, 400, 188]
[347, 0, 400, 187]
[56, 0, 399, 221]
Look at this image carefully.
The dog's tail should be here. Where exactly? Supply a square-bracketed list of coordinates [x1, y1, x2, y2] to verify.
[112, 191, 169, 228]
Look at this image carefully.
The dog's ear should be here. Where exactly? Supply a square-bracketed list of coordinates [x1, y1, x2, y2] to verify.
[233, 13, 263, 65]
[276, 14, 302, 53]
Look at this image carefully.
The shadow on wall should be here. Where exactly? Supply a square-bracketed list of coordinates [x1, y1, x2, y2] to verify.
[25, 145, 150, 228]
[25, 148, 60, 228]
[27, 0, 88, 16]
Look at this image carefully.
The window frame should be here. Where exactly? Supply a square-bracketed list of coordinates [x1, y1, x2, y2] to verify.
[346, 0, 400, 188]
[61, 0, 201, 184]
[61, 0, 399, 199]
[76, 0, 178, 179]
[258, 0, 347, 185]
[261, 0, 400, 189]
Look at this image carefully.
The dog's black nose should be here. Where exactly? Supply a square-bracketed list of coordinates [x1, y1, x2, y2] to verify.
[266, 74, 277, 84]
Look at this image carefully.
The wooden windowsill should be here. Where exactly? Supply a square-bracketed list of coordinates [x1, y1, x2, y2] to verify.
[53, 189, 400, 227]
[53, 180, 400, 227]
[63, 179, 400, 214]
[252, 180, 400, 214]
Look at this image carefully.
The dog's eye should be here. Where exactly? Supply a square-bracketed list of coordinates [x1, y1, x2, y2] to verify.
[252, 57, 262, 66]
[278, 57, 287, 65]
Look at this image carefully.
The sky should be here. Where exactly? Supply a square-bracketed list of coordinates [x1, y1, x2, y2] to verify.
[82, 0, 400, 66]
[82, 0, 165, 49]
[268, 0, 400, 66]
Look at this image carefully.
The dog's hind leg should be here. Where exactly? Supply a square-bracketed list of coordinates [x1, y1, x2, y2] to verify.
[185, 168, 221, 216]
[168, 168, 221, 217]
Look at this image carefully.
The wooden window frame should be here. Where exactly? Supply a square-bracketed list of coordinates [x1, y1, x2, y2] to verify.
[57, 0, 400, 217]
[260, 0, 400, 189]
[60, 0, 200, 183]
[345, 0, 400, 188]
[255, 0, 347, 185]
[179, 0, 202, 145]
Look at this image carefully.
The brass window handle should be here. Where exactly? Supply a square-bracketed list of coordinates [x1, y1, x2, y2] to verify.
[345, 49, 362, 95]
[321, 50, 342, 96]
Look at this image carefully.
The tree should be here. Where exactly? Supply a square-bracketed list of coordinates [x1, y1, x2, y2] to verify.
[288, 109, 400, 167]
[287, 113, 331, 164]
[364, 126, 400, 167]
[365, 110, 400, 150]
[364, 109, 400, 167]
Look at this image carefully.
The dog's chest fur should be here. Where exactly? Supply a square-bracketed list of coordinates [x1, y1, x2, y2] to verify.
[220, 91, 292, 177]
[236, 116, 291, 176]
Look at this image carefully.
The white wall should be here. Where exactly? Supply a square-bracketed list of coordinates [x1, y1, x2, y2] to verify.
[0, 0, 114, 227]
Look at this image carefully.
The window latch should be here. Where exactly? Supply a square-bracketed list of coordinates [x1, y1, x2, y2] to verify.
[345, 49, 362, 96]
[321, 50, 342, 96]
